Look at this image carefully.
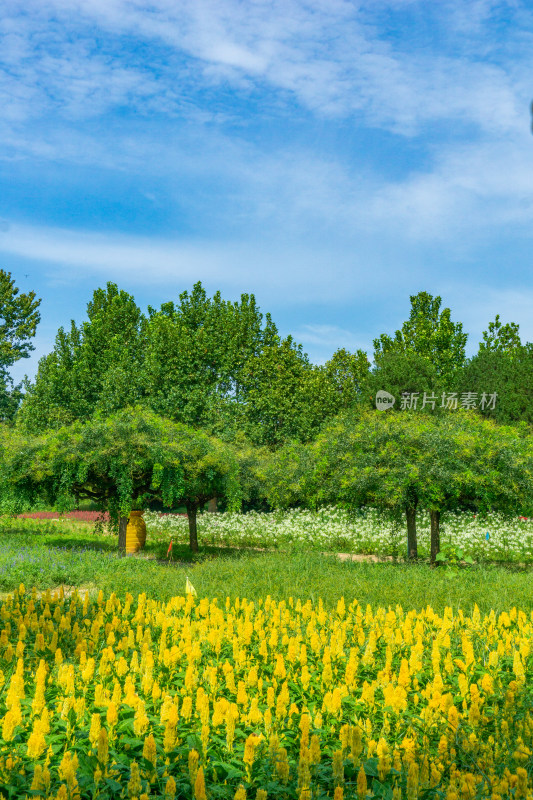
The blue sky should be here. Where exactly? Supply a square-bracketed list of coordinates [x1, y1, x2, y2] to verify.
[1, 0, 533, 384]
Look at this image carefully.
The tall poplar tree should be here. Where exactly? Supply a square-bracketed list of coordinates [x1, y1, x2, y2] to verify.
[372, 291, 468, 391]
[0, 270, 41, 422]
[17, 283, 145, 432]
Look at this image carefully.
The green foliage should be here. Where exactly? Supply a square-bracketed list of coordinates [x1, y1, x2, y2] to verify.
[313, 409, 533, 515]
[311, 410, 427, 514]
[18, 280, 371, 448]
[417, 412, 533, 517]
[308, 347, 370, 421]
[18, 283, 145, 432]
[479, 313, 522, 354]
[143, 282, 280, 434]
[458, 344, 533, 425]
[234, 336, 316, 446]
[0, 407, 243, 550]
[0, 270, 41, 422]
[0, 270, 41, 371]
[435, 541, 474, 579]
[373, 290, 468, 389]
[307, 409, 533, 561]
[261, 439, 316, 509]
[364, 350, 438, 411]
[144, 286, 366, 446]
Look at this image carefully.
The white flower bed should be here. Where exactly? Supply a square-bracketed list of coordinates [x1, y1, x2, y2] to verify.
[144, 507, 533, 561]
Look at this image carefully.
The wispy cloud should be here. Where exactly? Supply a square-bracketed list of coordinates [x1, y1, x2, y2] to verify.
[294, 324, 369, 353]
[2, 0, 533, 381]
[1, 0, 529, 145]
[0, 222, 379, 304]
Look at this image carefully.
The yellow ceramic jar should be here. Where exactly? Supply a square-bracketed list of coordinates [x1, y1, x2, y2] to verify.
[125, 510, 147, 554]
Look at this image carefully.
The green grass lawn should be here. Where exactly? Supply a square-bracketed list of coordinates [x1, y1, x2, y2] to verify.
[1, 516, 533, 615]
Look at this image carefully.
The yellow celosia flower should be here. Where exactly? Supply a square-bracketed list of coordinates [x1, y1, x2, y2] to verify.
[98, 728, 109, 766]
[357, 765, 367, 799]
[243, 733, 261, 770]
[127, 761, 142, 798]
[27, 719, 47, 759]
[332, 749, 344, 787]
[1, 711, 16, 742]
[31, 764, 44, 792]
[106, 701, 118, 727]
[407, 761, 419, 800]
[133, 699, 149, 736]
[188, 748, 199, 786]
[275, 748, 290, 784]
[192, 767, 206, 800]
[1, 586, 533, 799]
[58, 750, 79, 792]
[89, 713, 101, 748]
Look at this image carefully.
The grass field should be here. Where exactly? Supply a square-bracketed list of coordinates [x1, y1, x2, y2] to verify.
[1, 515, 533, 615]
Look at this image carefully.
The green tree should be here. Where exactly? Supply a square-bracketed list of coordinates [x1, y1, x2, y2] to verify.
[309, 409, 533, 563]
[364, 351, 438, 412]
[18, 283, 145, 433]
[235, 336, 317, 446]
[311, 410, 429, 558]
[143, 283, 280, 435]
[0, 270, 41, 422]
[309, 347, 370, 419]
[458, 344, 533, 426]
[479, 314, 521, 354]
[261, 439, 316, 511]
[373, 291, 468, 393]
[416, 412, 533, 561]
[145, 284, 362, 447]
[1, 407, 242, 552]
[17, 279, 371, 449]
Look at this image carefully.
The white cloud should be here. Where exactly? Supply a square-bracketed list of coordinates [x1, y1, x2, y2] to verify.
[0, 222, 381, 304]
[293, 324, 369, 354]
[359, 132, 533, 240]
[1, 0, 529, 140]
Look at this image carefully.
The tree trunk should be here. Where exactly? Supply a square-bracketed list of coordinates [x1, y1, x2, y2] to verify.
[187, 502, 199, 552]
[118, 514, 128, 554]
[207, 497, 217, 513]
[430, 509, 441, 565]
[406, 505, 418, 560]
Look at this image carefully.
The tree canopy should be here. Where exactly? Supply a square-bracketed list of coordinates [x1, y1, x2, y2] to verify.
[18, 283, 145, 432]
[373, 291, 468, 393]
[307, 409, 533, 562]
[479, 314, 522, 354]
[1, 407, 243, 552]
[0, 270, 41, 422]
[18, 280, 370, 447]
[459, 343, 533, 426]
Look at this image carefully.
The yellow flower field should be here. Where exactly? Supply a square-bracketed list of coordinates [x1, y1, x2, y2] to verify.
[0, 584, 532, 799]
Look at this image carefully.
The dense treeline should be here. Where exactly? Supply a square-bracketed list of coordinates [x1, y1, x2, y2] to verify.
[0, 270, 532, 560]
[3, 273, 532, 435]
